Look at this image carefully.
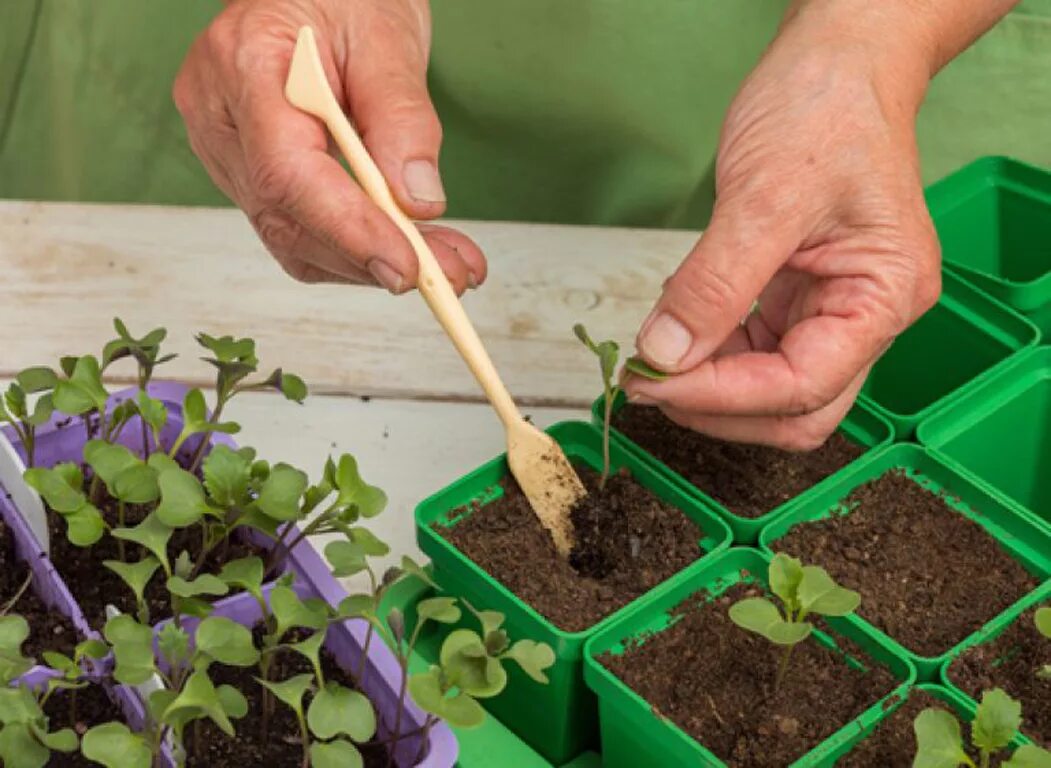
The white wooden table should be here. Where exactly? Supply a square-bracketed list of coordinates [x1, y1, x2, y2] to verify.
[0, 201, 697, 582]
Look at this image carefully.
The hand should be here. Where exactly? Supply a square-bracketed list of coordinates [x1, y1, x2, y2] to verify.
[624, 2, 942, 450]
[173, 0, 486, 293]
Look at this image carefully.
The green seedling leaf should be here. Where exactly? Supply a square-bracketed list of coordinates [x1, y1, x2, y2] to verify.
[409, 667, 486, 729]
[337, 594, 377, 620]
[279, 371, 307, 403]
[112, 513, 172, 574]
[417, 597, 461, 625]
[271, 586, 329, 640]
[26, 394, 54, 428]
[167, 573, 229, 599]
[0, 686, 41, 725]
[53, 356, 108, 415]
[325, 540, 368, 578]
[103, 557, 160, 610]
[258, 674, 313, 718]
[134, 391, 168, 435]
[311, 740, 363, 768]
[42, 651, 79, 679]
[155, 467, 213, 527]
[196, 617, 259, 667]
[441, 629, 507, 698]
[202, 444, 252, 507]
[400, 555, 437, 589]
[797, 565, 860, 618]
[163, 668, 236, 736]
[729, 597, 812, 645]
[146, 452, 180, 474]
[64, 505, 106, 547]
[32, 726, 77, 753]
[23, 465, 85, 514]
[288, 631, 327, 682]
[573, 324, 618, 386]
[913, 708, 972, 768]
[769, 553, 804, 613]
[974, 688, 1023, 753]
[16, 367, 57, 394]
[346, 526, 390, 557]
[0, 616, 33, 684]
[332, 455, 387, 519]
[81, 722, 152, 768]
[623, 356, 668, 380]
[0, 722, 49, 768]
[255, 463, 308, 522]
[1036, 607, 1051, 640]
[103, 614, 156, 685]
[196, 333, 256, 364]
[112, 465, 160, 505]
[83, 441, 139, 492]
[76, 638, 110, 661]
[157, 623, 190, 669]
[216, 684, 249, 720]
[504, 640, 556, 684]
[307, 682, 376, 742]
[217, 556, 265, 599]
[1004, 745, 1051, 767]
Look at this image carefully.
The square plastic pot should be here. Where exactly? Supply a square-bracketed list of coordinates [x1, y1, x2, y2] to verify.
[857, 269, 1038, 440]
[414, 420, 734, 765]
[582, 547, 915, 768]
[593, 392, 893, 545]
[758, 443, 1051, 680]
[918, 346, 1051, 532]
[927, 156, 1051, 332]
[378, 572, 601, 768]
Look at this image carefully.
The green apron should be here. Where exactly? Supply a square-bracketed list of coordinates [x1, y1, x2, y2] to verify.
[2, 0, 1050, 229]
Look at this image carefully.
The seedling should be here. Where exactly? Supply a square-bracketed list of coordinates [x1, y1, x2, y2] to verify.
[1035, 607, 1051, 680]
[729, 553, 860, 691]
[573, 324, 666, 488]
[913, 688, 1051, 767]
[0, 367, 57, 467]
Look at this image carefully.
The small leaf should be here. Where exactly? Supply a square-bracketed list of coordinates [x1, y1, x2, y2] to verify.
[347, 527, 390, 557]
[797, 565, 860, 618]
[0, 722, 50, 768]
[307, 682, 377, 742]
[0, 616, 33, 683]
[325, 541, 368, 578]
[440, 629, 506, 698]
[166, 573, 229, 599]
[624, 356, 669, 381]
[409, 668, 487, 729]
[288, 631, 326, 681]
[271, 586, 328, 639]
[196, 617, 259, 667]
[64, 504, 106, 547]
[134, 391, 168, 434]
[595, 340, 619, 384]
[16, 367, 57, 394]
[83, 441, 139, 492]
[1004, 744, 1051, 768]
[104, 557, 160, 607]
[332, 455, 387, 518]
[974, 688, 1023, 753]
[202, 444, 252, 507]
[23, 465, 85, 514]
[913, 708, 971, 768]
[258, 674, 313, 718]
[400, 555, 437, 589]
[53, 356, 109, 415]
[311, 740, 363, 768]
[157, 623, 190, 669]
[112, 464, 160, 505]
[729, 597, 811, 646]
[255, 463, 308, 522]
[103, 614, 156, 685]
[112, 513, 172, 573]
[504, 639, 555, 684]
[162, 669, 235, 736]
[217, 556, 265, 598]
[336, 594, 377, 619]
[572, 324, 596, 353]
[26, 394, 55, 427]
[1035, 607, 1051, 640]
[155, 467, 212, 527]
[769, 553, 804, 612]
[76, 639, 110, 661]
[417, 597, 462, 625]
[216, 684, 248, 720]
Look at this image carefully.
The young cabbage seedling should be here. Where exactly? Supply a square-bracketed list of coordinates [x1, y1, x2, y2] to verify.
[1034, 607, 1051, 680]
[0, 367, 57, 468]
[573, 324, 666, 489]
[729, 553, 860, 691]
[913, 687, 1051, 768]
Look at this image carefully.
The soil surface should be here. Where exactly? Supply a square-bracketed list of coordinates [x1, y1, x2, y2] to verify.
[46, 493, 268, 629]
[0, 518, 77, 659]
[600, 583, 897, 767]
[612, 404, 862, 518]
[43, 682, 127, 767]
[948, 605, 1051, 746]
[440, 466, 705, 632]
[837, 690, 938, 766]
[777, 470, 1038, 657]
[186, 627, 391, 768]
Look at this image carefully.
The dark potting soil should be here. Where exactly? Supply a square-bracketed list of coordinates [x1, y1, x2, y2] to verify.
[777, 469, 1038, 657]
[600, 583, 897, 767]
[0, 519, 77, 659]
[186, 627, 390, 768]
[836, 690, 938, 766]
[439, 465, 705, 632]
[612, 404, 862, 518]
[948, 605, 1051, 747]
[46, 497, 268, 629]
[42, 682, 127, 767]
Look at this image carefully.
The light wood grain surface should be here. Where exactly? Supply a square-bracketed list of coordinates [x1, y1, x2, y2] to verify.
[0, 201, 695, 406]
[0, 200, 694, 584]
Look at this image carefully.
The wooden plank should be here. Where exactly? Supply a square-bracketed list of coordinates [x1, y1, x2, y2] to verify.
[0, 201, 693, 406]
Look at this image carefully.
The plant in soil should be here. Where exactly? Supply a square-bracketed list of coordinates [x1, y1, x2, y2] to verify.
[730, 552, 860, 691]
[0, 613, 107, 766]
[913, 688, 1051, 767]
[1035, 608, 1051, 680]
[0, 367, 58, 468]
[572, 323, 664, 487]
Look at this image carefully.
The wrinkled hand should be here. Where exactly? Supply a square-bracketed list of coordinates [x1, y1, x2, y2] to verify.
[625, 5, 941, 450]
[174, 0, 485, 293]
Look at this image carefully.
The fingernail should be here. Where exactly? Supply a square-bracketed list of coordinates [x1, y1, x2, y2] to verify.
[367, 260, 405, 294]
[404, 160, 446, 203]
[638, 312, 692, 368]
[467, 270, 479, 289]
[627, 392, 659, 406]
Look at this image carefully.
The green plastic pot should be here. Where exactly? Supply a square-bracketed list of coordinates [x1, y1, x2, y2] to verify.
[918, 346, 1051, 532]
[927, 156, 1051, 332]
[592, 392, 892, 545]
[378, 574, 604, 768]
[415, 421, 733, 765]
[939, 580, 1051, 723]
[582, 547, 915, 768]
[857, 269, 1038, 440]
[818, 683, 1032, 765]
[759, 443, 1051, 681]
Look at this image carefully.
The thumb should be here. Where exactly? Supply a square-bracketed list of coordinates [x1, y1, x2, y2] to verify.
[637, 200, 803, 372]
[344, 25, 446, 219]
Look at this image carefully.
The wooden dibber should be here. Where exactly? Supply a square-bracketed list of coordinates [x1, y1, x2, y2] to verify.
[284, 26, 584, 555]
